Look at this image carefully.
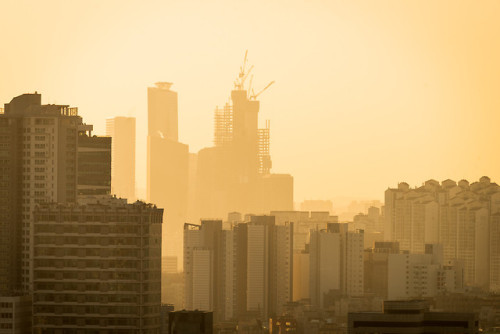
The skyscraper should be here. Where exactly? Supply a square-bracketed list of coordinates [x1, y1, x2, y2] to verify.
[106, 116, 136, 201]
[147, 83, 189, 260]
[147, 82, 178, 141]
[0, 93, 87, 293]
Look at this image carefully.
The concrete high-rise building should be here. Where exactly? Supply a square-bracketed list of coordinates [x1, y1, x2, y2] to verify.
[183, 220, 223, 319]
[388, 244, 463, 300]
[309, 226, 342, 308]
[32, 198, 163, 332]
[183, 215, 293, 324]
[364, 241, 400, 299]
[384, 178, 500, 290]
[106, 116, 135, 201]
[147, 82, 189, 260]
[233, 216, 293, 321]
[77, 129, 111, 197]
[309, 223, 364, 307]
[0, 93, 98, 294]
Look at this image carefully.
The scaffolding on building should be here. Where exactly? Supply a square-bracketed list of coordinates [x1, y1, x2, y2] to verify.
[258, 120, 272, 174]
[214, 103, 233, 147]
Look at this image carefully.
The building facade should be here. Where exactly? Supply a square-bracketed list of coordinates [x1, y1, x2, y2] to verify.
[106, 116, 136, 201]
[32, 199, 163, 333]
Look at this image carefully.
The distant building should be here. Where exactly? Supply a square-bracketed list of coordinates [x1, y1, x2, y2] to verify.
[384, 178, 499, 290]
[168, 310, 213, 334]
[271, 210, 338, 252]
[300, 200, 333, 213]
[388, 244, 463, 300]
[363, 241, 400, 299]
[32, 199, 163, 332]
[183, 215, 293, 323]
[147, 82, 189, 260]
[184, 220, 223, 316]
[309, 223, 364, 308]
[148, 82, 178, 141]
[234, 216, 293, 321]
[195, 55, 293, 220]
[106, 116, 136, 201]
[348, 300, 479, 334]
[163, 256, 178, 274]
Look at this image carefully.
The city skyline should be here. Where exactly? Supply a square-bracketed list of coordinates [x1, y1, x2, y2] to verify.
[2, 1, 500, 332]
[1, 0, 499, 203]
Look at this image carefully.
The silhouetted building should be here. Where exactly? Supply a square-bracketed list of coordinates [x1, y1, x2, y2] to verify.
[32, 199, 163, 332]
[0, 93, 88, 293]
[168, 310, 213, 334]
[160, 304, 175, 334]
[195, 54, 293, 220]
[363, 241, 400, 299]
[148, 82, 178, 141]
[77, 129, 111, 197]
[348, 300, 479, 333]
[309, 223, 364, 308]
[106, 116, 136, 201]
[147, 82, 189, 260]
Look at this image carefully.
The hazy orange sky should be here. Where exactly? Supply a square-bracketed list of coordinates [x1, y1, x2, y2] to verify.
[1, 0, 499, 205]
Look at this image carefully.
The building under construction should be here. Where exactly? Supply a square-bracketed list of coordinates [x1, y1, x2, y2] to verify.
[195, 51, 293, 219]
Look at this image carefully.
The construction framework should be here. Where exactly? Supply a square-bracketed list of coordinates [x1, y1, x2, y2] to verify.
[213, 103, 233, 147]
[258, 120, 271, 174]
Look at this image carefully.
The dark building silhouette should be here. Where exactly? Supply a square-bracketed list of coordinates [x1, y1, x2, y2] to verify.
[0, 93, 89, 293]
[168, 310, 213, 334]
[77, 130, 111, 196]
[348, 300, 479, 334]
[32, 199, 163, 332]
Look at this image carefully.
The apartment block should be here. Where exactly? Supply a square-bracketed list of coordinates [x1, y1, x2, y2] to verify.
[32, 199, 163, 333]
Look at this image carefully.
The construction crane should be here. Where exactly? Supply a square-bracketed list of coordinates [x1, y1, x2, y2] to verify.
[247, 74, 254, 99]
[235, 50, 251, 90]
[250, 80, 275, 100]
